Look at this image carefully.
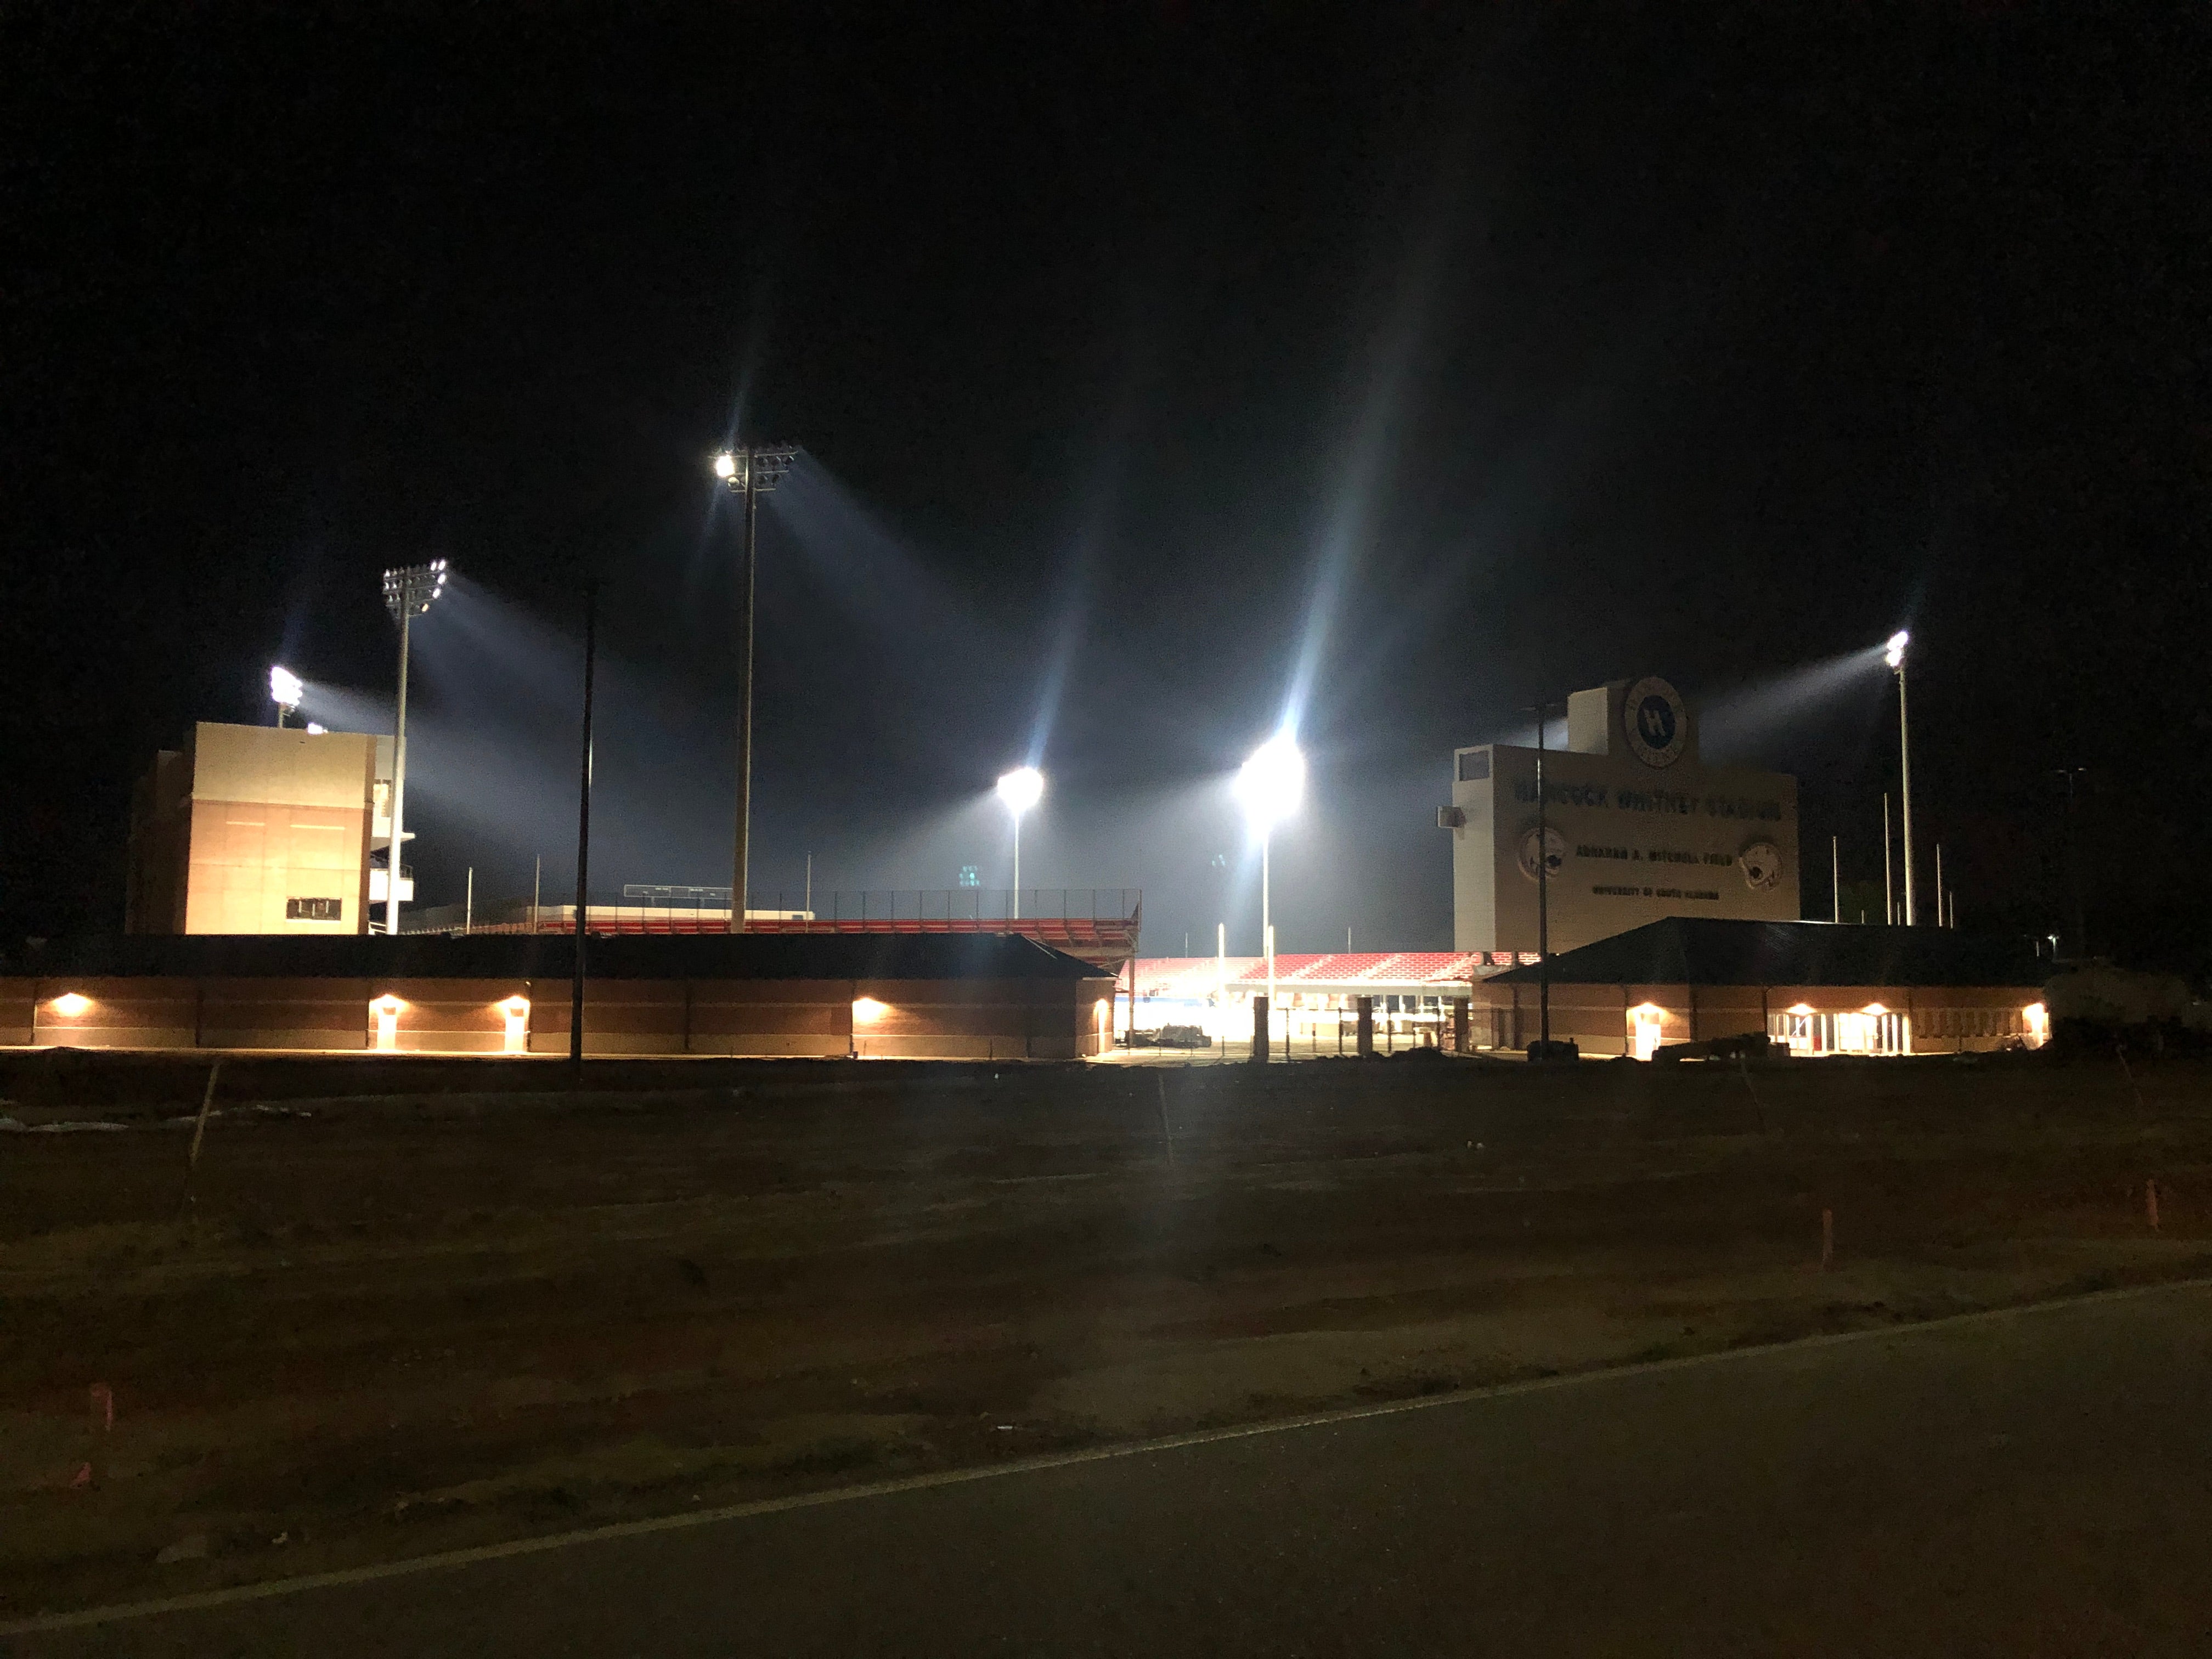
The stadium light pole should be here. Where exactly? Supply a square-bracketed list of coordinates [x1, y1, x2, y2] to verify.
[1886, 630, 1916, 925]
[713, 443, 799, 933]
[380, 558, 449, 938]
[269, 665, 303, 729]
[996, 766, 1044, 919]
[1236, 735, 1305, 1056]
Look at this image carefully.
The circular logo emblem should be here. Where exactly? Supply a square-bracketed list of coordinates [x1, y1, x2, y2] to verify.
[1741, 840, 1783, 891]
[1517, 825, 1567, 883]
[1622, 676, 1688, 769]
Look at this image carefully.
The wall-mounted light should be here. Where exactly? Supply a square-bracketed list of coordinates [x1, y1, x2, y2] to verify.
[50, 992, 91, 1017]
[852, 997, 889, 1024]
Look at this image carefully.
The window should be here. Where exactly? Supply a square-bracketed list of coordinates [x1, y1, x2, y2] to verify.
[1456, 749, 1491, 782]
[287, 896, 343, 921]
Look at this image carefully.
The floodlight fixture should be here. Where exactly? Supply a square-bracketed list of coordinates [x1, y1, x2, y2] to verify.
[382, 557, 448, 621]
[711, 445, 798, 493]
[1235, 734, 1305, 832]
[1884, 629, 1909, 670]
[270, 664, 303, 726]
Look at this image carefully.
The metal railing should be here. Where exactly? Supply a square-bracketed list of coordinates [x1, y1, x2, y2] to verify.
[416, 889, 1142, 963]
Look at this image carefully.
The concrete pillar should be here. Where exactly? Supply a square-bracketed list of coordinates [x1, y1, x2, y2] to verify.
[1251, 995, 1270, 1063]
[1356, 995, 1374, 1058]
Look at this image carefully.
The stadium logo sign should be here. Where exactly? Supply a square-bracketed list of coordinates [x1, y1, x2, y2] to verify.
[1740, 840, 1784, 891]
[1623, 676, 1688, 769]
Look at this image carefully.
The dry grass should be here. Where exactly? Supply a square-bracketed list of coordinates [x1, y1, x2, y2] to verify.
[3, 1047, 2209, 1616]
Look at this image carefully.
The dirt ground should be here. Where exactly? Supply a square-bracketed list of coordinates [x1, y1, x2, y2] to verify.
[3, 1046, 2209, 1619]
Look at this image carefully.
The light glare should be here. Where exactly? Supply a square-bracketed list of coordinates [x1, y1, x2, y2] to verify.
[1884, 630, 1909, 669]
[50, 992, 91, 1017]
[1236, 735, 1305, 831]
[712, 451, 738, 479]
[996, 766, 1044, 814]
[269, 665, 304, 708]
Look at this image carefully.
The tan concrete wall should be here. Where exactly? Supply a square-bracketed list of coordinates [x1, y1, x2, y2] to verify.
[180, 725, 376, 935]
[0, 981, 35, 1047]
[685, 978, 851, 1058]
[200, 978, 375, 1050]
[126, 750, 192, 935]
[21, 978, 199, 1048]
[0, 971, 1357, 1060]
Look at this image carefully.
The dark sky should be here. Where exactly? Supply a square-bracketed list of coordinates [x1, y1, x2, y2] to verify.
[5, 4, 2209, 966]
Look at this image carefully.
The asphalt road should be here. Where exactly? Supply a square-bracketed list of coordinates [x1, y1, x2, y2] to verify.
[13, 1282, 2212, 1657]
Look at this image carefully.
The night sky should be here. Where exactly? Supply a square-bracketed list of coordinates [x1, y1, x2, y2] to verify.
[6, 5, 2209, 967]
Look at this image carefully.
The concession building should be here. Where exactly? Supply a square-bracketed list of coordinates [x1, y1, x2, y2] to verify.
[1, 933, 1118, 1061]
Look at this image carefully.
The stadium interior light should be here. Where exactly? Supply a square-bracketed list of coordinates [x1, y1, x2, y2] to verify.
[1235, 733, 1305, 831]
[269, 664, 304, 714]
[1884, 629, 1909, 670]
[382, 557, 449, 620]
[712, 445, 797, 493]
[1237, 733, 1304, 1059]
[996, 766, 1045, 918]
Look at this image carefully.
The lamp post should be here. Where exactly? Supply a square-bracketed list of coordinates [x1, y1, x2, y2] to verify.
[269, 665, 303, 729]
[1236, 734, 1304, 1060]
[996, 766, 1044, 919]
[380, 558, 448, 937]
[1886, 630, 1916, 926]
[2053, 766, 2088, 959]
[713, 443, 798, 932]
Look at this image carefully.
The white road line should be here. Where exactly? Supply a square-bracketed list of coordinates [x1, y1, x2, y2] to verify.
[6, 1274, 2208, 1638]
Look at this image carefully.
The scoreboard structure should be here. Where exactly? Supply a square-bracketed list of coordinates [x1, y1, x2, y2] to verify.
[1442, 677, 1800, 959]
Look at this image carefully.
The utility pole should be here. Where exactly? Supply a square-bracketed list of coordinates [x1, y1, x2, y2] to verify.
[1530, 701, 1564, 1049]
[570, 579, 599, 1073]
[1882, 793, 1894, 926]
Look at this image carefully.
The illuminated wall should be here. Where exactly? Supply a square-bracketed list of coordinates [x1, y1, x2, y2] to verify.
[1448, 678, 1801, 956]
[128, 724, 378, 935]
